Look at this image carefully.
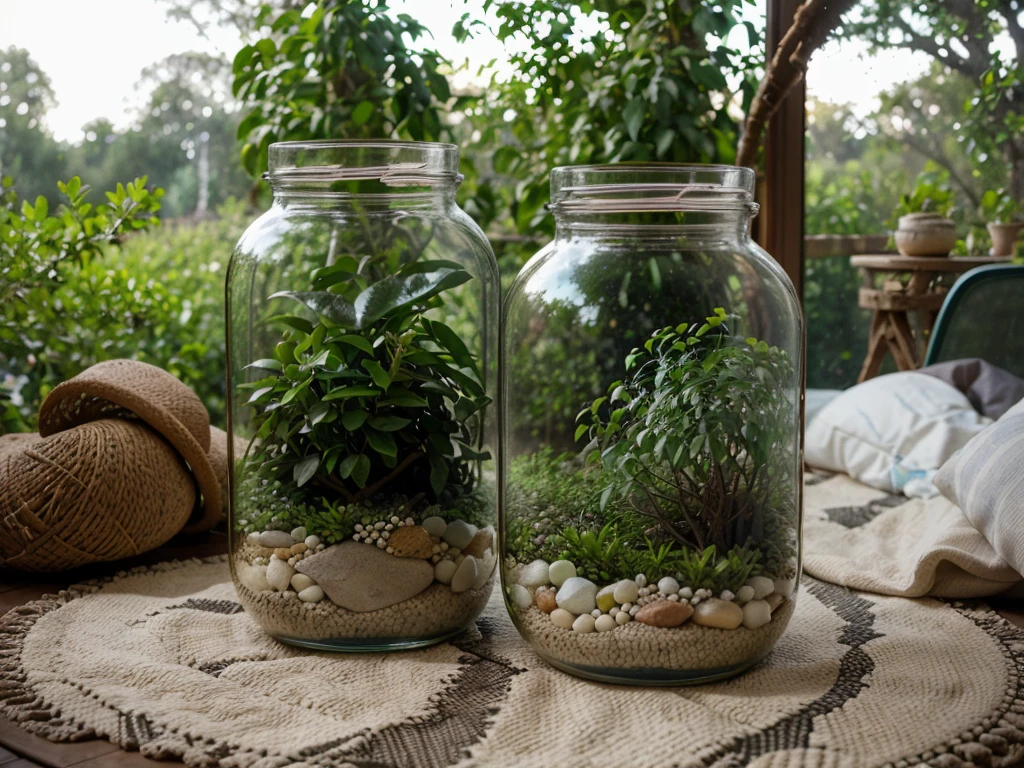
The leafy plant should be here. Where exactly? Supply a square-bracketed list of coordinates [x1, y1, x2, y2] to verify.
[887, 166, 957, 228]
[981, 189, 1022, 223]
[242, 255, 491, 507]
[583, 309, 795, 555]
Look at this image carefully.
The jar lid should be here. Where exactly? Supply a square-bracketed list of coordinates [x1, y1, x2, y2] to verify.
[549, 164, 756, 214]
[266, 140, 462, 192]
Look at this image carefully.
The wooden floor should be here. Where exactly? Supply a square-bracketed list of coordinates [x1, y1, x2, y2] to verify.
[1, 530, 1022, 767]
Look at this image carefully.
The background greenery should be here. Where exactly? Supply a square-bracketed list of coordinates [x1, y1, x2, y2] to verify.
[2, 0, 1023, 429]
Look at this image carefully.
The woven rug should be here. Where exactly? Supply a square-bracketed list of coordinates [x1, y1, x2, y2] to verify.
[2, 557, 1024, 768]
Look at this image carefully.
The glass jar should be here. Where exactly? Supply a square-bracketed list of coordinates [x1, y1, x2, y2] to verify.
[226, 140, 499, 651]
[500, 164, 803, 684]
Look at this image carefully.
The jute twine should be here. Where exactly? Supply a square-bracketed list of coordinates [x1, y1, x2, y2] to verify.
[0, 360, 228, 572]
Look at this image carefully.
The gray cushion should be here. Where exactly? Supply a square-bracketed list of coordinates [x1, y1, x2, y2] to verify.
[919, 358, 1024, 420]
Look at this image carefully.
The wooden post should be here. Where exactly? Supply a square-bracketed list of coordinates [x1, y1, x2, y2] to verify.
[759, 0, 806, 300]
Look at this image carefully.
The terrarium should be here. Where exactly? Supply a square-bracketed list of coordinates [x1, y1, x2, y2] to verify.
[226, 140, 499, 651]
[501, 164, 804, 684]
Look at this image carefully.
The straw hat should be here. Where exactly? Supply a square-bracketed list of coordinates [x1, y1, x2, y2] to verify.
[0, 360, 230, 572]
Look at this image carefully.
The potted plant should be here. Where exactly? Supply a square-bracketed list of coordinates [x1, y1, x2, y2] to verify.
[982, 189, 1022, 258]
[889, 178, 957, 257]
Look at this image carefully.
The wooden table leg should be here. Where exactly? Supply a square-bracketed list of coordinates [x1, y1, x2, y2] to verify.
[887, 311, 919, 371]
[858, 310, 890, 382]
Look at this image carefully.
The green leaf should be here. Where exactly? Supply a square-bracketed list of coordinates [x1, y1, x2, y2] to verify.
[351, 100, 375, 126]
[428, 451, 449, 496]
[382, 388, 429, 407]
[350, 454, 371, 487]
[427, 319, 477, 373]
[368, 415, 412, 431]
[280, 380, 309, 404]
[574, 424, 589, 441]
[361, 359, 391, 390]
[323, 386, 381, 400]
[270, 290, 356, 326]
[333, 334, 374, 354]
[623, 97, 645, 142]
[353, 268, 472, 328]
[364, 427, 398, 457]
[247, 386, 274, 404]
[308, 401, 330, 425]
[245, 359, 283, 373]
[270, 314, 314, 335]
[342, 409, 369, 430]
[338, 454, 360, 479]
[293, 453, 320, 487]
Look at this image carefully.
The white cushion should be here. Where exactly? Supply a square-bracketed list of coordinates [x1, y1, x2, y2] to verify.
[806, 372, 991, 494]
[935, 399, 1024, 575]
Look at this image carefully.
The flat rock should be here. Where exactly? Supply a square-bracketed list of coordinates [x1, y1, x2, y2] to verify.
[451, 556, 478, 593]
[692, 598, 744, 629]
[388, 525, 433, 559]
[463, 526, 494, 558]
[295, 542, 433, 612]
[259, 531, 294, 548]
[636, 600, 694, 628]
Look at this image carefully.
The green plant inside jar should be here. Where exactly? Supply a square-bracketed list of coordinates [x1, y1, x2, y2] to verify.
[505, 309, 797, 644]
[232, 252, 497, 643]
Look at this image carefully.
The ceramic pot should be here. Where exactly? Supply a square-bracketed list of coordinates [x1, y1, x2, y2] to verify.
[987, 222, 1022, 258]
[894, 213, 957, 257]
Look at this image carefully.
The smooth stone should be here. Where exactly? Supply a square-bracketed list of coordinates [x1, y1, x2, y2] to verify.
[535, 590, 557, 613]
[290, 573, 315, 592]
[747, 576, 775, 600]
[304, 535, 321, 549]
[615, 610, 631, 625]
[273, 548, 292, 560]
[295, 541, 433, 612]
[442, 519, 478, 550]
[550, 608, 575, 629]
[596, 584, 618, 612]
[434, 559, 457, 585]
[422, 516, 448, 538]
[237, 563, 269, 593]
[742, 599, 772, 630]
[473, 549, 496, 590]
[298, 585, 324, 603]
[266, 558, 295, 592]
[767, 593, 785, 612]
[692, 598, 743, 629]
[735, 585, 756, 604]
[657, 576, 680, 595]
[548, 560, 577, 587]
[510, 584, 533, 609]
[555, 577, 598, 615]
[612, 579, 640, 604]
[259, 530, 294, 548]
[291, 526, 307, 542]
[774, 577, 796, 597]
[451, 556, 478, 593]
[246, 532, 261, 546]
[520, 559, 551, 588]
[636, 600, 694, 628]
[595, 614, 616, 632]
[388, 525, 434, 559]
[290, 543, 308, 555]
[572, 614, 596, 633]
[463, 526, 494, 559]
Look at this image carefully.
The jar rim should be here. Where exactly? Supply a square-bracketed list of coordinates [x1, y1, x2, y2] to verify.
[550, 163, 756, 214]
[266, 140, 462, 191]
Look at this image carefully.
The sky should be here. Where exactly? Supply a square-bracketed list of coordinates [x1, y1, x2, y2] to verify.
[0, 0, 932, 144]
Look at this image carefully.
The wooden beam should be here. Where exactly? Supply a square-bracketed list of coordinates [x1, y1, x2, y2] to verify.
[759, 0, 806, 299]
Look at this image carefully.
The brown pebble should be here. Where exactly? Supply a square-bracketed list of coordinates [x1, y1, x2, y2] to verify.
[386, 525, 434, 559]
[766, 593, 784, 612]
[535, 590, 557, 613]
[463, 526, 494, 558]
[274, 548, 292, 559]
[636, 600, 693, 628]
[291, 543, 308, 555]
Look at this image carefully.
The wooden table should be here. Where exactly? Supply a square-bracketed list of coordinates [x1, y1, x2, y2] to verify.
[851, 255, 1012, 382]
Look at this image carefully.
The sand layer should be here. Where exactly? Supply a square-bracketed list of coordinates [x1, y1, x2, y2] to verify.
[515, 597, 796, 676]
[236, 575, 495, 644]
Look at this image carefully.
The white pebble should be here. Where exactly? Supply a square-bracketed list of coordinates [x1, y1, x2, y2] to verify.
[742, 599, 772, 630]
[374, 521, 386, 530]
[450, 556, 478, 593]
[572, 614, 596, 633]
[657, 577, 680, 595]
[266, 558, 294, 592]
[616, 610, 631, 625]
[721, 590, 735, 602]
[520, 559, 551, 588]
[628, 605, 640, 616]
[635, 574, 647, 588]
[691, 597, 701, 606]
[298, 585, 324, 603]
[290, 526, 307, 542]
[591, 608, 602, 618]
[434, 559, 458, 585]
[405, 517, 414, 526]
[510, 584, 533, 609]
[774, 577, 796, 597]
[612, 580, 639, 604]
[385, 523, 393, 531]
[551, 608, 575, 629]
[679, 587, 693, 599]
[620, 602, 632, 612]
[746, 576, 775, 600]
[609, 606, 620, 617]
[304, 535, 320, 549]
[391, 516, 400, 524]
[376, 538, 386, 549]
[246, 532, 261, 546]
[258, 531, 294, 548]
[548, 560, 576, 587]
[422, 516, 448, 538]
[442, 519, 478, 549]
[595, 614, 616, 632]
[555, 577, 599, 614]
[735, 585, 755, 603]
[354, 524, 364, 532]
[316, 544, 324, 551]
[667, 594, 680, 602]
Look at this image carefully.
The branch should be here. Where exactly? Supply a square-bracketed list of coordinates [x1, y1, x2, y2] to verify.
[353, 451, 424, 503]
[895, 130, 982, 210]
[736, 0, 860, 169]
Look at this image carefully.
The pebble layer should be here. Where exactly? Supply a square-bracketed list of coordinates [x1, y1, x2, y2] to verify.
[235, 573, 496, 642]
[516, 596, 795, 672]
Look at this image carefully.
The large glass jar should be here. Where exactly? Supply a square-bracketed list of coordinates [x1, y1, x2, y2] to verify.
[501, 165, 803, 684]
[227, 141, 499, 651]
